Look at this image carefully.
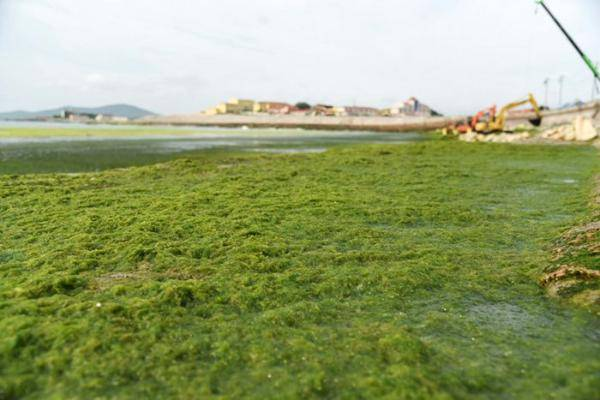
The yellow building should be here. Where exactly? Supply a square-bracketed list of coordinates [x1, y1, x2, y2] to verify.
[253, 101, 291, 114]
[204, 107, 220, 116]
[253, 102, 268, 113]
[204, 99, 256, 115]
[218, 102, 243, 114]
[228, 98, 255, 112]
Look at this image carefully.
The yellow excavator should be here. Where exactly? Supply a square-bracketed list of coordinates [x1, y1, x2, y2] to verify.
[451, 93, 542, 134]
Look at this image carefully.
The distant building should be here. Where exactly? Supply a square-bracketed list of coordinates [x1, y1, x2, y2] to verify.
[62, 110, 95, 122]
[387, 97, 440, 117]
[378, 108, 392, 117]
[204, 98, 256, 115]
[217, 102, 242, 114]
[204, 107, 221, 116]
[110, 116, 129, 122]
[253, 101, 292, 114]
[228, 98, 255, 112]
[54, 110, 129, 122]
[204, 102, 241, 115]
[313, 104, 335, 116]
[94, 114, 129, 122]
[333, 106, 380, 117]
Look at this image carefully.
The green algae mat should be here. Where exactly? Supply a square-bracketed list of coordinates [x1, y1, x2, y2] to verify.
[0, 140, 598, 399]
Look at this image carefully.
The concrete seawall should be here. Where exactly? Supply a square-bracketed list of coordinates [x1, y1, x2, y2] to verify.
[137, 114, 464, 132]
[506, 100, 600, 128]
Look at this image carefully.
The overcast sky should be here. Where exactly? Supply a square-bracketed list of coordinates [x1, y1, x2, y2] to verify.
[0, 0, 598, 115]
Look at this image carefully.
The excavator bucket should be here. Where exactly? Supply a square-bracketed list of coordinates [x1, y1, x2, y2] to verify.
[529, 117, 542, 127]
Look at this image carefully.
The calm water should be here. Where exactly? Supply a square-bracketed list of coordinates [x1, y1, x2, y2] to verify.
[0, 125, 428, 174]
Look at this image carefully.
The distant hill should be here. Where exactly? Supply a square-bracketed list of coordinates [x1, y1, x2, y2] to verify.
[0, 104, 157, 120]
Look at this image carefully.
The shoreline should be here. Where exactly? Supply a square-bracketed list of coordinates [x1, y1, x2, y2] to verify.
[2, 100, 597, 134]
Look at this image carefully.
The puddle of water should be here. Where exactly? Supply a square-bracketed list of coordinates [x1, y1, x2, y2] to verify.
[467, 302, 548, 332]
[155, 141, 237, 152]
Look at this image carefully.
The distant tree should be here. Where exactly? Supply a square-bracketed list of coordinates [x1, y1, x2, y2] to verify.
[295, 102, 311, 110]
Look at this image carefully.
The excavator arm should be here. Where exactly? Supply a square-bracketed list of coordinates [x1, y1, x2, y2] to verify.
[491, 93, 542, 131]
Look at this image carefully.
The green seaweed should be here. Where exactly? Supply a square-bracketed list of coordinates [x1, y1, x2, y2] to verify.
[0, 139, 598, 399]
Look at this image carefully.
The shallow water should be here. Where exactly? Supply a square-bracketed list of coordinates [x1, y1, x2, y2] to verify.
[0, 126, 428, 174]
[0, 120, 236, 130]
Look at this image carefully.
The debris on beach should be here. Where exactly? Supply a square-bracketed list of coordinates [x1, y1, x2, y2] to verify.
[541, 178, 600, 309]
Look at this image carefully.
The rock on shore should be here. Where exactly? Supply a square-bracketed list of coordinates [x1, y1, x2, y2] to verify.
[540, 116, 598, 142]
[458, 116, 599, 144]
[459, 131, 531, 143]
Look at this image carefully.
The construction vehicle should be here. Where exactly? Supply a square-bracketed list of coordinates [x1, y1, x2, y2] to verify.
[448, 93, 542, 134]
[473, 93, 542, 133]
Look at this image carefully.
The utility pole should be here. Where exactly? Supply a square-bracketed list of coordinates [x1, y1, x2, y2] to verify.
[543, 78, 550, 107]
[558, 75, 564, 107]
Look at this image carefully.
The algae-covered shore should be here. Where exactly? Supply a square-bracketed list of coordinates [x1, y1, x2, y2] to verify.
[0, 131, 599, 399]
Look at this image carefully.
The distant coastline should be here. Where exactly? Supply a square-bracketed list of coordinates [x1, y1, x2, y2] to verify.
[3, 100, 597, 133]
